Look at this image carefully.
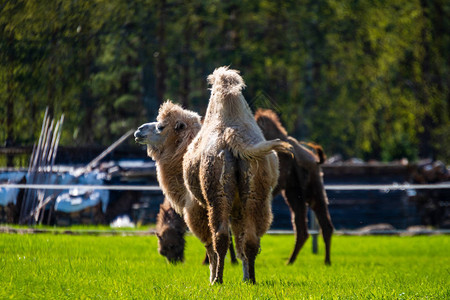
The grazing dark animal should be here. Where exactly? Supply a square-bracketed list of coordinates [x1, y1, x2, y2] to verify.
[156, 198, 237, 264]
[156, 198, 187, 263]
[255, 108, 334, 265]
[157, 198, 238, 265]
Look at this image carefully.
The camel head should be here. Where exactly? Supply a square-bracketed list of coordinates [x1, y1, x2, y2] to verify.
[134, 100, 201, 161]
[156, 200, 187, 264]
[157, 228, 186, 263]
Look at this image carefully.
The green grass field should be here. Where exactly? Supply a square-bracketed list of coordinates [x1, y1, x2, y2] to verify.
[1, 233, 448, 299]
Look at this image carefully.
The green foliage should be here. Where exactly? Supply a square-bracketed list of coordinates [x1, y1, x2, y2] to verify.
[0, 234, 448, 298]
[1, 0, 449, 165]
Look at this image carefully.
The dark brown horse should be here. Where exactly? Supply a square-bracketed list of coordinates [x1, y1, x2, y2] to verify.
[255, 108, 334, 265]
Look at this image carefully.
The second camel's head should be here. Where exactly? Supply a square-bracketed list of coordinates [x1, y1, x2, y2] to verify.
[134, 101, 202, 161]
[156, 199, 187, 264]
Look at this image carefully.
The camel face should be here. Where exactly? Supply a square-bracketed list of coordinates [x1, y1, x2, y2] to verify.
[135, 101, 201, 162]
[134, 122, 165, 145]
[134, 121, 171, 159]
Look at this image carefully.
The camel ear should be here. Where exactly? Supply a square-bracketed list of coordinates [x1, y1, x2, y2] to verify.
[175, 121, 186, 131]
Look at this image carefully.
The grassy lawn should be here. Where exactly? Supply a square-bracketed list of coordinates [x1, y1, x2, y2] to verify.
[0, 232, 448, 299]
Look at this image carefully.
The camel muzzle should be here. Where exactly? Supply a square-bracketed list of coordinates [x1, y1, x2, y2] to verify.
[134, 123, 156, 144]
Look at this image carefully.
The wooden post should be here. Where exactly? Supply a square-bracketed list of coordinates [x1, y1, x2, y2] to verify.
[83, 129, 134, 173]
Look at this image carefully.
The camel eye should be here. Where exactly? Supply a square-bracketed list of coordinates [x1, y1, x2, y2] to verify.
[175, 121, 186, 131]
[157, 124, 166, 131]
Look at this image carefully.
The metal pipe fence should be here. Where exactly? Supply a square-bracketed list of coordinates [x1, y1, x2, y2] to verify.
[2, 182, 449, 191]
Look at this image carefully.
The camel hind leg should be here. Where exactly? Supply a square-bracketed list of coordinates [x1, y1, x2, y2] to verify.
[200, 151, 236, 284]
[209, 220, 229, 284]
[228, 233, 238, 264]
[232, 159, 273, 284]
[202, 229, 238, 265]
[231, 217, 259, 283]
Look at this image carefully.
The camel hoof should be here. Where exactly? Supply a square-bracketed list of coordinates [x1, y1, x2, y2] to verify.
[211, 277, 223, 285]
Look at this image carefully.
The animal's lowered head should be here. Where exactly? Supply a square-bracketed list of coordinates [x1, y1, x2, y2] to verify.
[157, 227, 186, 264]
[156, 199, 187, 264]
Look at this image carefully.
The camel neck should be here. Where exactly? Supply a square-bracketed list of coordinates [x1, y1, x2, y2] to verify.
[156, 156, 187, 213]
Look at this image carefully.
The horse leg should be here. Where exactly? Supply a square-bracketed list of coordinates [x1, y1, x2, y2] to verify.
[312, 201, 334, 265]
[283, 188, 309, 265]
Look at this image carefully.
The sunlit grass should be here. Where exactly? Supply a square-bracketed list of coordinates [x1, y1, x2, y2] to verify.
[1, 233, 448, 299]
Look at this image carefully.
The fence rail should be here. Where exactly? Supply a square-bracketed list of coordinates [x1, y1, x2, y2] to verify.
[1, 183, 450, 191]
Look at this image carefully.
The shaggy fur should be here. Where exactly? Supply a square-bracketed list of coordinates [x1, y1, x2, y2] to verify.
[255, 108, 334, 265]
[135, 67, 291, 285]
[135, 101, 202, 215]
[156, 108, 333, 266]
[183, 67, 290, 284]
[156, 198, 187, 263]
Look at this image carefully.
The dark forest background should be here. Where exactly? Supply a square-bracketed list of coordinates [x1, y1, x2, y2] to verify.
[1, 0, 449, 166]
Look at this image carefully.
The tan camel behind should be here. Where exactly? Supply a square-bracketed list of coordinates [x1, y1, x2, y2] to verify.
[183, 67, 291, 284]
[134, 67, 291, 285]
[136, 102, 202, 215]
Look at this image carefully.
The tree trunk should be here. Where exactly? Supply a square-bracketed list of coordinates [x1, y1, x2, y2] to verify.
[156, 0, 167, 104]
[6, 36, 15, 166]
[180, 15, 191, 108]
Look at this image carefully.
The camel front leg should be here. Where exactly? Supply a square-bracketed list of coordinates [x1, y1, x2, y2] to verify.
[211, 223, 230, 284]
[183, 200, 218, 281]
